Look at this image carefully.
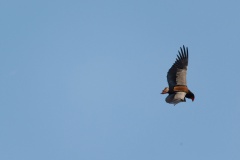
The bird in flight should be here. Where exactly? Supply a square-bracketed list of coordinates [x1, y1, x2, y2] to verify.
[161, 45, 195, 105]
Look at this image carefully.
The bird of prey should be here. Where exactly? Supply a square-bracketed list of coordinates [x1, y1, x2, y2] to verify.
[161, 45, 195, 105]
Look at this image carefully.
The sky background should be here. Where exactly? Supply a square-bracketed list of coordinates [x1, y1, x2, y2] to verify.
[0, 0, 239, 160]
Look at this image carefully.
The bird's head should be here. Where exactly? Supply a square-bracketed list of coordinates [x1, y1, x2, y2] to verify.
[161, 87, 169, 94]
[186, 90, 195, 102]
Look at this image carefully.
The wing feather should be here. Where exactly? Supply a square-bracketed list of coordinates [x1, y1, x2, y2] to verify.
[167, 45, 189, 88]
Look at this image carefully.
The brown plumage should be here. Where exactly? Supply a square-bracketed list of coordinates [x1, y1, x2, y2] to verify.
[161, 45, 195, 105]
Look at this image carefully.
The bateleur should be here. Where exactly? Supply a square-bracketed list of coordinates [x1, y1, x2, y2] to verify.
[161, 45, 195, 105]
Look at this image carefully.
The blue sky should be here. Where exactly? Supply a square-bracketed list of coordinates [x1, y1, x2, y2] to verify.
[0, 0, 239, 160]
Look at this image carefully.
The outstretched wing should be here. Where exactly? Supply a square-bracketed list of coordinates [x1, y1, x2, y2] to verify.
[165, 92, 187, 105]
[167, 45, 188, 88]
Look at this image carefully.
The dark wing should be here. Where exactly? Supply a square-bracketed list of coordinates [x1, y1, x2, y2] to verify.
[167, 45, 188, 88]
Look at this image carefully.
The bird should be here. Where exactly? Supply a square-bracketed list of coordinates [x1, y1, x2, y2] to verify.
[161, 45, 195, 105]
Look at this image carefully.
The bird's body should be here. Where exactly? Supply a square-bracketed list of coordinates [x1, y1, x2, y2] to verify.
[161, 46, 195, 105]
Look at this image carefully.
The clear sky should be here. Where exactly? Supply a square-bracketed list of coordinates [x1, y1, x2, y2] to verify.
[0, 0, 239, 160]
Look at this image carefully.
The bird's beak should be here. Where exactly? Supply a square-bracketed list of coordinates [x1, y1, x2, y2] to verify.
[191, 97, 194, 101]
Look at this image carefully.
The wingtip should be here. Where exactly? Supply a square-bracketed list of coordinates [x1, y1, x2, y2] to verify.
[179, 45, 188, 59]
